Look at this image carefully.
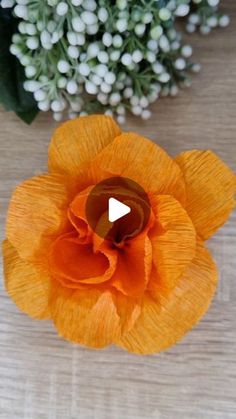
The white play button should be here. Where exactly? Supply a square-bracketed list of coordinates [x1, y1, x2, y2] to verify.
[108, 197, 131, 222]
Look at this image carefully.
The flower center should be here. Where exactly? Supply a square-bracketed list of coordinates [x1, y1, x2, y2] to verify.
[85, 176, 151, 243]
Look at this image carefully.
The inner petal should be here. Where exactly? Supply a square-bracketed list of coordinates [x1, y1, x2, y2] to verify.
[109, 231, 153, 298]
[94, 199, 146, 244]
[70, 182, 150, 244]
[68, 210, 91, 244]
[49, 232, 117, 286]
[68, 185, 93, 242]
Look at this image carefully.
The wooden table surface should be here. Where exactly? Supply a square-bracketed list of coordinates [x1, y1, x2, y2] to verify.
[0, 2, 236, 418]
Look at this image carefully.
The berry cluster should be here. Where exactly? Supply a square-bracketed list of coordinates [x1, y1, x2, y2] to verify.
[1, 0, 229, 122]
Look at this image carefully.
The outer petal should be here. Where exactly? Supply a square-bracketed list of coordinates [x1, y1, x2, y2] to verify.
[113, 292, 141, 335]
[149, 195, 196, 290]
[176, 150, 236, 240]
[6, 173, 71, 260]
[91, 133, 186, 204]
[2, 240, 51, 319]
[50, 284, 121, 348]
[117, 240, 218, 354]
[48, 115, 121, 177]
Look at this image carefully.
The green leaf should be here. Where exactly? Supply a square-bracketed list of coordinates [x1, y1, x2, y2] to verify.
[16, 107, 39, 124]
[0, 8, 39, 124]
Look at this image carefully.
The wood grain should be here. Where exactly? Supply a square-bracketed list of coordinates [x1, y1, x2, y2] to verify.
[0, 2, 236, 418]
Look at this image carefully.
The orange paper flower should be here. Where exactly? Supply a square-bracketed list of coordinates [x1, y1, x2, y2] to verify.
[3, 115, 236, 354]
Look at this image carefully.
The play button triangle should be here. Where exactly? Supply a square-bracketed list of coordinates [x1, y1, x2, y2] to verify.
[108, 197, 131, 222]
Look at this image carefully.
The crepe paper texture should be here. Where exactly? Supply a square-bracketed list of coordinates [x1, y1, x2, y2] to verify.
[3, 115, 236, 354]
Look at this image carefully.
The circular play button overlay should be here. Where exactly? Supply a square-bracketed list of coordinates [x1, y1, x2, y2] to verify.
[86, 177, 151, 243]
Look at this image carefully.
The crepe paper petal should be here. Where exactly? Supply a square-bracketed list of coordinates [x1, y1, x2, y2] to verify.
[3, 240, 51, 319]
[69, 187, 92, 221]
[68, 212, 91, 244]
[176, 150, 236, 240]
[110, 231, 152, 298]
[118, 240, 217, 354]
[50, 285, 121, 348]
[113, 292, 141, 335]
[48, 115, 121, 177]
[90, 133, 186, 204]
[49, 232, 117, 286]
[69, 183, 149, 243]
[6, 174, 72, 261]
[108, 198, 145, 242]
[149, 195, 196, 290]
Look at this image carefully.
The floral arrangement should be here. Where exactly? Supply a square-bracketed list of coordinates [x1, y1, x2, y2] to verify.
[0, 0, 229, 123]
[3, 115, 235, 354]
